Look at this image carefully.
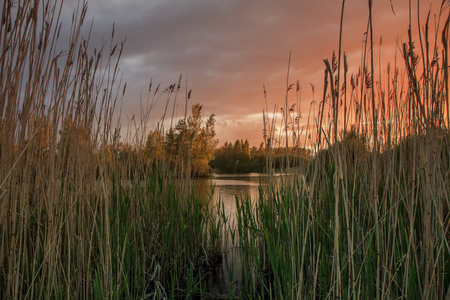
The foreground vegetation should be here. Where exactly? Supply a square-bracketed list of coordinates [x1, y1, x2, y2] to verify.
[231, 1, 450, 299]
[0, 0, 449, 299]
[0, 1, 223, 298]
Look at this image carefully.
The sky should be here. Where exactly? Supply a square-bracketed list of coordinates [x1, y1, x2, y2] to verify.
[60, 0, 447, 147]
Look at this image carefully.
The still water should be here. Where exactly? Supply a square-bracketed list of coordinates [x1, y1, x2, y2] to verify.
[194, 173, 269, 223]
[193, 173, 275, 295]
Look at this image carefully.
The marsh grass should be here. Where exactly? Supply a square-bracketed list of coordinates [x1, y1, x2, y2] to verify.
[1, 0, 449, 299]
[0, 1, 224, 299]
[237, 1, 450, 299]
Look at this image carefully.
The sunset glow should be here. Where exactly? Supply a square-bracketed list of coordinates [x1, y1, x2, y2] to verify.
[61, 0, 446, 147]
[2, 1, 449, 297]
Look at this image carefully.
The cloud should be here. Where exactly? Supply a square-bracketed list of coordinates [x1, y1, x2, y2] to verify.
[57, 0, 444, 146]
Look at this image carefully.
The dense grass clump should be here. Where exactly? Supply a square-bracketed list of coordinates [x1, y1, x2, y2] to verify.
[0, 1, 224, 298]
[1, 0, 449, 299]
[233, 1, 450, 299]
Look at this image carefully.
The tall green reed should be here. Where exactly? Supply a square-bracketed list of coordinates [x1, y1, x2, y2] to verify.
[236, 1, 450, 299]
[0, 0, 224, 298]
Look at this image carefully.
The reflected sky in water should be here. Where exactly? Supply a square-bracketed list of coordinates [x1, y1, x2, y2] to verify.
[194, 173, 272, 224]
[193, 173, 278, 293]
[193, 174, 261, 292]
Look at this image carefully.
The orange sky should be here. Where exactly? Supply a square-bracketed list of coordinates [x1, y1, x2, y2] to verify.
[61, 0, 447, 147]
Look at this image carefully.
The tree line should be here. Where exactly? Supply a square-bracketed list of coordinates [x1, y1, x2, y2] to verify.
[210, 139, 312, 173]
[18, 103, 316, 177]
[209, 140, 265, 173]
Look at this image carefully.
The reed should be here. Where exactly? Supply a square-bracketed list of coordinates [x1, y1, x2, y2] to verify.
[0, 1, 224, 298]
[236, 1, 450, 299]
[2, 0, 449, 299]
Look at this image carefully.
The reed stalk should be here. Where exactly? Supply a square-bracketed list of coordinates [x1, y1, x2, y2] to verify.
[234, 1, 450, 299]
[0, 1, 224, 298]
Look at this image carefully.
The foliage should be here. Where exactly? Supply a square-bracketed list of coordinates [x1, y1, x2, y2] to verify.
[145, 103, 217, 177]
[210, 140, 265, 173]
[210, 140, 311, 173]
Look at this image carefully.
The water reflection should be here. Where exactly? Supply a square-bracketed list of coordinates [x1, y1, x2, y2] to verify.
[194, 173, 270, 229]
[193, 173, 272, 295]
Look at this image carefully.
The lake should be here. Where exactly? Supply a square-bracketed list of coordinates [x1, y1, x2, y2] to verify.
[194, 173, 277, 295]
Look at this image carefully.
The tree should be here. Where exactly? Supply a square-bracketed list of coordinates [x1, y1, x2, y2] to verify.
[187, 104, 217, 176]
[210, 139, 266, 173]
[144, 129, 164, 162]
[147, 103, 217, 177]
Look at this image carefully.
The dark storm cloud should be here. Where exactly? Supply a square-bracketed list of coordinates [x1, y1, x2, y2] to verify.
[59, 0, 444, 145]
